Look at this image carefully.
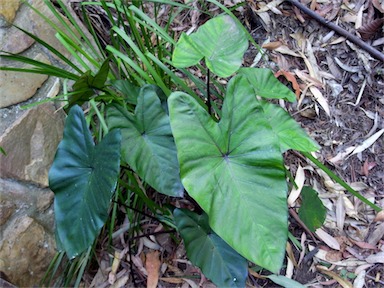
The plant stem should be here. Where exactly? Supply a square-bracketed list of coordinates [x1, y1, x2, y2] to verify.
[302, 152, 382, 212]
[206, 69, 212, 115]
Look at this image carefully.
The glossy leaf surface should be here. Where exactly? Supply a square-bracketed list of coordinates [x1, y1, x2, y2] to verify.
[168, 73, 318, 272]
[173, 15, 248, 77]
[49, 105, 121, 258]
[107, 85, 183, 197]
[174, 209, 248, 287]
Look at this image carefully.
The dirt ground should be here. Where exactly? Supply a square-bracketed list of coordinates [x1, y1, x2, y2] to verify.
[64, 0, 384, 287]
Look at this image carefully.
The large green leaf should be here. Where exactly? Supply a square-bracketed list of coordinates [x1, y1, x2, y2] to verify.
[298, 186, 326, 232]
[260, 101, 320, 152]
[168, 73, 318, 272]
[107, 85, 184, 197]
[49, 105, 121, 258]
[172, 15, 248, 77]
[238, 68, 296, 102]
[174, 209, 248, 287]
[171, 33, 203, 68]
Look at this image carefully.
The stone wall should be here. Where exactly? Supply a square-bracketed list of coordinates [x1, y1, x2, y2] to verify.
[0, 0, 71, 286]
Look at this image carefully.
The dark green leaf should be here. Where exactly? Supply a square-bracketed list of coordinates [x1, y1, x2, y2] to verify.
[111, 80, 140, 105]
[168, 75, 288, 272]
[107, 85, 183, 197]
[174, 209, 248, 287]
[69, 70, 95, 107]
[49, 105, 121, 258]
[92, 57, 110, 89]
[68, 58, 110, 108]
[298, 186, 326, 232]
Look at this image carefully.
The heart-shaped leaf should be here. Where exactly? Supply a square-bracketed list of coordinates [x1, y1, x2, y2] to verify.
[173, 15, 248, 77]
[299, 186, 326, 232]
[107, 85, 184, 197]
[169, 73, 318, 272]
[174, 208, 248, 287]
[238, 68, 297, 102]
[49, 105, 121, 258]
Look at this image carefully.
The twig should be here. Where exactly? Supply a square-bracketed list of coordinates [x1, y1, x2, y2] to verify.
[285, 0, 384, 62]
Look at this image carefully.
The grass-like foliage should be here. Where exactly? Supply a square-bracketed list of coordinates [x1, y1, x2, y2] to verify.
[1, 0, 381, 286]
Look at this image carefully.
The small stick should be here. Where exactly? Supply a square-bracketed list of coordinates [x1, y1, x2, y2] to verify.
[285, 0, 384, 62]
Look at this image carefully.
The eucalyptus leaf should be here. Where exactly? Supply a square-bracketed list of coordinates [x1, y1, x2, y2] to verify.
[298, 186, 326, 232]
[107, 85, 183, 197]
[267, 275, 306, 288]
[174, 209, 248, 287]
[172, 15, 248, 77]
[49, 105, 121, 258]
[168, 75, 289, 272]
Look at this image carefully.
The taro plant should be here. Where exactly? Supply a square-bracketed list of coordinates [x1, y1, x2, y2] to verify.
[2, 1, 382, 287]
[104, 14, 319, 285]
[168, 15, 319, 278]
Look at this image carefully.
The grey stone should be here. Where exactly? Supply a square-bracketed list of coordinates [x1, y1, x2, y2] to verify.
[0, 25, 35, 54]
[0, 53, 50, 108]
[0, 200, 15, 226]
[0, 103, 65, 187]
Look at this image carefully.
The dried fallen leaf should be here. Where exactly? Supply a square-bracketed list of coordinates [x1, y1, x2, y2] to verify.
[275, 70, 301, 98]
[109, 250, 123, 284]
[373, 210, 384, 222]
[353, 269, 366, 288]
[358, 18, 384, 40]
[275, 45, 302, 57]
[110, 275, 129, 288]
[309, 86, 330, 116]
[334, 57, 361, 73]
[288, 165, 305, 206]
[146, 250, 161, 288]
[315, 228, 341, 250]
[372, 0, 384, 12]
[262, 41, 282, 50]
[160, 277, 184, 284]
[365, 252, 384, 264]
[368, 222, 384, 245]
[349, 129, 384, 157]
[317, 265, 353, 288]
[328, 146, 356, 164]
